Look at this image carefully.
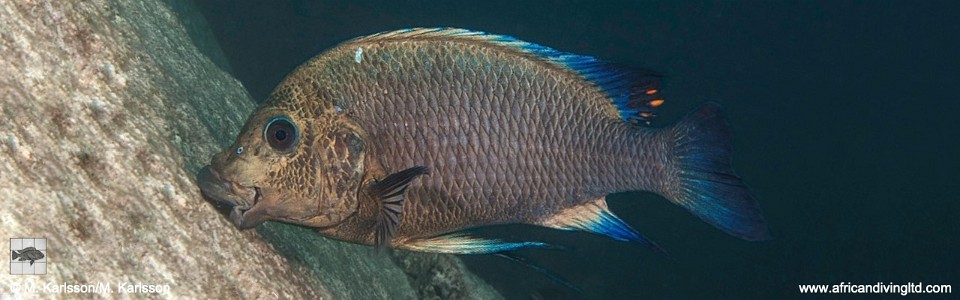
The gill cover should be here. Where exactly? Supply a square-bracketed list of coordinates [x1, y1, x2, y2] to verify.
[294, 121, 368, 227]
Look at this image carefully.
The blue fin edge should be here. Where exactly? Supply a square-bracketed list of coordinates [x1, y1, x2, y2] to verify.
[400, 233, 552, 255]
[591, 210, 664, 252]
[542, 198, 665, 252]
[592, 210, 642, 242]
[359, 27, 664, 123]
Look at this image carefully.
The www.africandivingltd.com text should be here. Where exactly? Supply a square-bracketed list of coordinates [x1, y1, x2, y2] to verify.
[799, 282, 951, 296]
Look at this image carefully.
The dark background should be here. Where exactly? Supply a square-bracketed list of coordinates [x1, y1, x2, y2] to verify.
[194, 1, 959, 298]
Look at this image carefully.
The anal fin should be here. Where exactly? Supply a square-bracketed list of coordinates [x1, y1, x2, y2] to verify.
[400, 233, 553, 255]
[540, 197, 664, 252]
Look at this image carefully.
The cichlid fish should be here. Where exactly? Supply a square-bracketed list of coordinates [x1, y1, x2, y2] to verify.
[12, 247, 44, 265]
[197, 28, 770, 254]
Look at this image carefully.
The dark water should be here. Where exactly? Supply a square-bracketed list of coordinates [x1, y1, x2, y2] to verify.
[195, 1, 959, 298]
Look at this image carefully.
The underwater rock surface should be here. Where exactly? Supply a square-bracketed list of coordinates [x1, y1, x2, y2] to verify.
[0, 0, 498, 298]
[391, 251, 503, 300]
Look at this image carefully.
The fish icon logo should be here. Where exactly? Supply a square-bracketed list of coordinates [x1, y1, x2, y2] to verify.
[12, 247, 44, 265]
[9, 238, 46, 275]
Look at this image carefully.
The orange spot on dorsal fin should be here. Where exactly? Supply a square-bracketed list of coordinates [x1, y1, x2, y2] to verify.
[648, 99, 665, 108]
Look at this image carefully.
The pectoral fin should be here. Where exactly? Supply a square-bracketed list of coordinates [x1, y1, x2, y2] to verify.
[540, 196, 664, 253]
[371, 166, 429, 250]
[400, 233, 553, 254]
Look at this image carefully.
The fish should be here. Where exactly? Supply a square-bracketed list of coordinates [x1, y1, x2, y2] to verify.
[197, 27, 771, 255]
[12, 247, 44, 265]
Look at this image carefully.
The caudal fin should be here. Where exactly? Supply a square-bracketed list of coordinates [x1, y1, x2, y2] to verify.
[12, 250, 19, 260]
[664, 102, 771, 241]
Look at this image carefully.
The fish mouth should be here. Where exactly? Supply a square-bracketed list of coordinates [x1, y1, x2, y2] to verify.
[197, 166, 263, 229]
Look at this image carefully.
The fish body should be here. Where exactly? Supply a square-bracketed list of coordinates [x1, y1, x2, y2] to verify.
[198, 28, 770, 254]
[12, 247, 44, 265]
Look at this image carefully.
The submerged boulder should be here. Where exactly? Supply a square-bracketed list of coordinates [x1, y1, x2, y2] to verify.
[0, 0, 499, 299]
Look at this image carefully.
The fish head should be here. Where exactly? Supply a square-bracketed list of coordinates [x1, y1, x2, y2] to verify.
[198, 100, 367, 230]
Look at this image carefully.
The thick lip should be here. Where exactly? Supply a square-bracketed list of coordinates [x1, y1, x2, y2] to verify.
[197, 166, 260, 228]
[229, 187, 263, 229]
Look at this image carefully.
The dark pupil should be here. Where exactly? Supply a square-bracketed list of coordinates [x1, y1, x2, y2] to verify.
[266, 118, 296, 151]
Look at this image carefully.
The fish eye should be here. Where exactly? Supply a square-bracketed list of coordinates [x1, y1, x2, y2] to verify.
[264, 116, 298, 152]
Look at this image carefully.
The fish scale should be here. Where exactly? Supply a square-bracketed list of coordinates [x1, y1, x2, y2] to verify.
[328, 41, 632, 236]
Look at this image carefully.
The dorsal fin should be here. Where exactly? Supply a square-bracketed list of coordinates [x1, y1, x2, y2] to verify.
[350, 28, 665, 124]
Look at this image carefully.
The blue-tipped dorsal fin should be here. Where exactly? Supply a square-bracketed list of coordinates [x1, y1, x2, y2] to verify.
[399, 233, 554, 255]
[540, 196, 665, 253]
[352, 27, 665, 124]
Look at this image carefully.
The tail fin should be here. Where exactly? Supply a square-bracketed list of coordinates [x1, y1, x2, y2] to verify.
[12, 250, 19, 260]
[664, 102, 771, 240]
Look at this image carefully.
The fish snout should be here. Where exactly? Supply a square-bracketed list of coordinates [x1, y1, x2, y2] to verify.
[197, 165, 260, 227]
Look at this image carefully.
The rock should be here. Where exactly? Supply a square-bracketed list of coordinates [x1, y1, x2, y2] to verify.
[0, 0, 499, 299]
[0, 0, 326, 297]
[392, 251, 504, 300]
